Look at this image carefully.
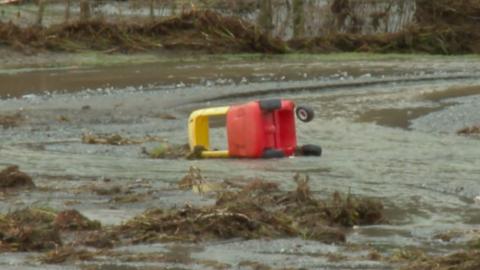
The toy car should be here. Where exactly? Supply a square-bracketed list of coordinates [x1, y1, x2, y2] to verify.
[188, 99, 321, 158]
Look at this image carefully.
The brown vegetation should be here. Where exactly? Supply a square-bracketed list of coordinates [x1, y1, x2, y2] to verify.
[0, 10, 286, 54]
[0, 208, 100, 252]
[53, 209, 101, 231]
[1, 1, 478, 55]
[40, 247, 96, 264]
[401, 250, 480, 270]
[81, 132, 164, 145]
[112, 171, 384, 245]
[458, 125, 480, 136]
[0, 167, 384, 256]
[143, 143, 191, 159]
[0, 165, 34, 188]
[0, 113, 24, 128]
[0, 208, 60, 252]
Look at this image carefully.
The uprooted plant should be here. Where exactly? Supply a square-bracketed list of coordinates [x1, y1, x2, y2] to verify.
[0, 165, 35, 189]
[0, 208, 100, 252]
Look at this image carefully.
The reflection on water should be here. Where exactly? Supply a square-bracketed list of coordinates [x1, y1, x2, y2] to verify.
[356, 106, 448, 129]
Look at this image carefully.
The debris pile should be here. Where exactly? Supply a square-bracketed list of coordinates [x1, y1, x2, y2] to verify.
[401, 250, 480, 270]
[82, 132, 164, 145]
[80, 132, 194, 159]
[0, 166, 386, 264]
[0, 113, 24, 129]
[53, 209, 101, 231]
[177, 166, 224, 193]
[112, 170, 384, 244]
[143, 143, 191, 159]
[0, 165, 34, 188]
[457, 125, 480, 136]
[0, 208, 60, 251]
[40, 247, 96, 264]
[0, 208, 100, 252]
[0, 10, 286, 54]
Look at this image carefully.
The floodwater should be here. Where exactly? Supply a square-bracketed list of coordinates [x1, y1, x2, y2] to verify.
[0, 55, 480, 269]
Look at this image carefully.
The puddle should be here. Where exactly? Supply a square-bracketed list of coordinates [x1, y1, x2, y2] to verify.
[356, 106, 448, 129]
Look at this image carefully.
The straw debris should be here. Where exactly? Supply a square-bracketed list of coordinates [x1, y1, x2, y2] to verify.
[0, 113, 24, 129]
[82, 132, 164, 145]
[0, 208, 60, 252]
[458, 125, 480, 136]
[111, 172, 384, 245]
[40, 247, 96, 264]
[143, 143, 191, 159]
[0, 10, 286, 54]
[0, 208, 100, 252]
[400, 250, 480, 270]
[178, 166, 224, 193]
[0, 165, 35, 189]
[1, 2, 478, 55]
[53, 209, 101, 231]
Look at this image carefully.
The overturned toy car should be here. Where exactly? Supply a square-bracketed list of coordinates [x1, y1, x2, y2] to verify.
[188, 99, 321, 159]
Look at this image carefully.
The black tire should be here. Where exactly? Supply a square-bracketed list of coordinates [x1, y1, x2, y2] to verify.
[296, 106, 315, 122]
[259, 99, 282, 112]
[262, 149, 285, 159]
[298, 144, 322, 157]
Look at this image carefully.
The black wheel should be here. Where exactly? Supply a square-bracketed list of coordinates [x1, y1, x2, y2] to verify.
[296, 106, 315, 122]
[259, 99, 282, 111]
[262, 148, 285, 159]
[298, 144, 322, 157]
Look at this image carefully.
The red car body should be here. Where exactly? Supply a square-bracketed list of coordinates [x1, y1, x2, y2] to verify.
[226, 100, 297, 158]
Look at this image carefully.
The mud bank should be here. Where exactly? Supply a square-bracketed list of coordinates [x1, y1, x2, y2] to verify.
[0, 10, 285, 54]
[2, 1, 480, 55]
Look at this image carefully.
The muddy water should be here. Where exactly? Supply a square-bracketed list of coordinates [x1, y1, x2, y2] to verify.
[0, 55, 480, 269]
